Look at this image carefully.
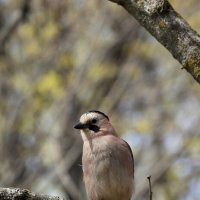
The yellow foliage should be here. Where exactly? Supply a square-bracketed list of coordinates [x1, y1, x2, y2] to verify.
[12, 73, 30, 92]
[18, 24, 41, 57]
[19, 23, 35, 39]
[134, 119, 152, 133]
[41, 21, 58, 42]
[36, 70, 63, 98]
[19, 22, 58, 56]
[88, 64, 116, 81]
[20, 113, 34, 133]
[24, 39, 41, 57]
[59, 54, 74, 68]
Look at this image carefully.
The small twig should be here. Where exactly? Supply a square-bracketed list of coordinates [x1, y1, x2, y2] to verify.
[147, 176, 153, 200]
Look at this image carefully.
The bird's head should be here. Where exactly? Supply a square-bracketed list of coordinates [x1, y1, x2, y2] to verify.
[74, 110, 115, 140]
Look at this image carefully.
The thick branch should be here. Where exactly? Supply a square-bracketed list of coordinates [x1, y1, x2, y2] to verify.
[0, 187, 66, 200]
[108, 0, 200, 84]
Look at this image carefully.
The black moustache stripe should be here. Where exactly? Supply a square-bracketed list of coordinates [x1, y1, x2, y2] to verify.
[88, 124, 100, 132]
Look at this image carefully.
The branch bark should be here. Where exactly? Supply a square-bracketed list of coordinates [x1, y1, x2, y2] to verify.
[0, 187, 66, 200]
[108, 0, 200, 84]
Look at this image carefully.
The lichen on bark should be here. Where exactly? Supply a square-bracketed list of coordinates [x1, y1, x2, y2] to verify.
[108, 0, 200, 84]
[0, 187, 66, 200]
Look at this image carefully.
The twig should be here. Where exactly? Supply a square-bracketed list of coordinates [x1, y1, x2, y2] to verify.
[147, 176, 153, 200]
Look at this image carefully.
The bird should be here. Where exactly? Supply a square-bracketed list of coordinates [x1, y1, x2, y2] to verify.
[74, 110, 134, 200]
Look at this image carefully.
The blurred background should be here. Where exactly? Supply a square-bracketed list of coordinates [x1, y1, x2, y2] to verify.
[0, 0, 200, 200]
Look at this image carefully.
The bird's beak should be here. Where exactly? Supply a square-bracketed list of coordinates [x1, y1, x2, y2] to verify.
[74, 122, 89, 130]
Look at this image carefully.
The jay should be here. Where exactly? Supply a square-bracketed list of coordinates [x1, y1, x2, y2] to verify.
[74, 110, 134, 200]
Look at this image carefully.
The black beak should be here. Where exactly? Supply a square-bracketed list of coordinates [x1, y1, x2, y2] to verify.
[74, 122, 89, 130]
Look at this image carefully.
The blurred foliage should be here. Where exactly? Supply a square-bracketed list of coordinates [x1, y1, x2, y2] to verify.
[0, 0, 200, 200]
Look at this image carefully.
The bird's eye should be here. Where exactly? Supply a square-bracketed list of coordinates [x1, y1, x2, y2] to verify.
[91, 118, 97, 124]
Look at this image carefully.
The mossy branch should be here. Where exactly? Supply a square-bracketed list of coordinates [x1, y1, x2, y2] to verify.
[0, 187, 66, 200]
[108, 0, 200, 84]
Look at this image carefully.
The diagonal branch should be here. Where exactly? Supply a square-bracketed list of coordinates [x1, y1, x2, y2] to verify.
[108, 0, 200, 84]
[0, 0, 30, 53]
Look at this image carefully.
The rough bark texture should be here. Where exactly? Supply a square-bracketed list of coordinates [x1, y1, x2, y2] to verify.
[0, 188, 66, 200]
[108, 0, 200, 83]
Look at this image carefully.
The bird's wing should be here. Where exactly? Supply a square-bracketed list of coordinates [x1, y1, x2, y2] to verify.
[123, 139, 134, 174]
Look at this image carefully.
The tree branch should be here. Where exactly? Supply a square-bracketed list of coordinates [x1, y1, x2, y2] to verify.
[0, 0, 30, 54]
[0, 187, 66, 200]
[108, 0, 200, 84]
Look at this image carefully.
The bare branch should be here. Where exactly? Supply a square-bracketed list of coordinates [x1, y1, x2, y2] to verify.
[108, 0, 200, 84]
